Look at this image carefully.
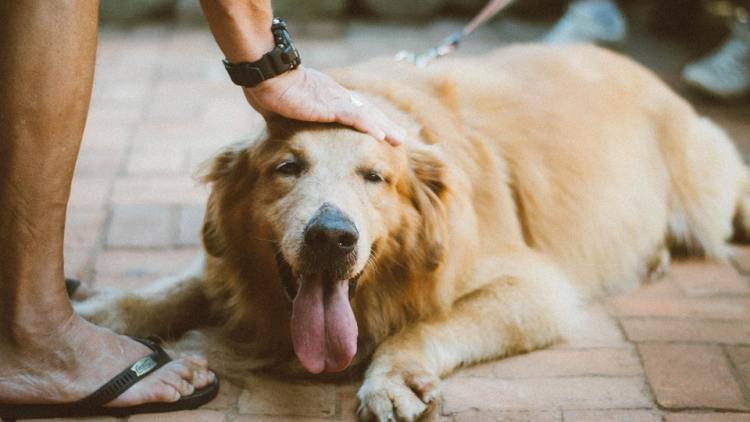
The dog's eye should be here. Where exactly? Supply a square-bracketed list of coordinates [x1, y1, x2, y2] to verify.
[363, 170, 385, 183]
[276, 161, 302, 176]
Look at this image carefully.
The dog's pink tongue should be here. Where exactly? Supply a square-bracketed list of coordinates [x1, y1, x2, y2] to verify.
[291, 273, 358, 374]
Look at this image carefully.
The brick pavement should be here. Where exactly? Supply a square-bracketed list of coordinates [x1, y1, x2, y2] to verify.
[56, 12, 750, 422]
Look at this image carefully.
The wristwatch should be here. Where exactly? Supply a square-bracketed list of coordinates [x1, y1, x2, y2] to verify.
[222, 18, 301, 88]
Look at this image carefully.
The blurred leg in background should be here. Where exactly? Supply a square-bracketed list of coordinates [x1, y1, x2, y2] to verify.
[543, 0, 628, 47]
[682, 1, 750, 100]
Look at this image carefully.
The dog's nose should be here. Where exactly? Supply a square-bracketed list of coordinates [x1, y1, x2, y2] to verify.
[304, 205, 359, 255]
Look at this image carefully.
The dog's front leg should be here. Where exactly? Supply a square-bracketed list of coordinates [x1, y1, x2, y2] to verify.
[357, 254, 581, 422]
[75, 257, 211, 340]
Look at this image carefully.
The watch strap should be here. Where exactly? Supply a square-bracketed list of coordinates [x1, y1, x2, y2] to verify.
[222, 18, 301, 87]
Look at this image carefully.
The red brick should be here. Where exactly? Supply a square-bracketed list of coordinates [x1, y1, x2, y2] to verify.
[90, 79, 151, 105]
[111, 177, 209, 205]
[93, 249, 200, 289]
[65, 208, 106, 250]
[622, 318, 750, 344]
[126, 146, 187, 175]
[63, 249, 91, 280]
[128, 409, 226, 422]
[441, 377, 651, 413]
[233, 416, 334, 422]
[562, 410, 661, 422]
[177, 205, 205, 246]
[339, 383, 361, 422]
[727, 346, 750, 393]
[81, 122, 131, 151]
[203, 378, 241, 411]
[665, 414, 750, 422]
[451, 409, 561, 422]
[106, 204, 174, 248]
[668, 260, 750, 297]
[27, 418, 116, 422]
[733, 245, 750, 273]
[74, 150, 124, 178]
[611, 296, 750, 320]
[457, 348, 641, 378]
[236, 375, 337, 417]
[639, 343, 747, 410]
[619, 276, 683, 299]
[68, 178, 111, 209]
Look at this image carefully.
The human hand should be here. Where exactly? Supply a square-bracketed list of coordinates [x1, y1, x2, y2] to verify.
[243, 66, 406, 146]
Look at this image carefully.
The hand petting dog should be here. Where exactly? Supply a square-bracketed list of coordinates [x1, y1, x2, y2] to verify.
[244, 66, 406, 146]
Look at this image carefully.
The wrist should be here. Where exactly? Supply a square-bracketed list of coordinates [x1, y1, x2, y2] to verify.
[226, 28, 274, 63]
[201, 0, 275, 63]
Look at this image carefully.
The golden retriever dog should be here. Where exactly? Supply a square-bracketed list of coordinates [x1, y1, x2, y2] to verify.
[77, 44, 750, 421]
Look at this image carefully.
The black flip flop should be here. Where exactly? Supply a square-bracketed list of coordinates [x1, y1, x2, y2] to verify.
[0, 337, 219, 421]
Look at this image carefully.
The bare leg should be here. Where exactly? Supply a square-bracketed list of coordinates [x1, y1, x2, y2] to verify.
[0, 1, 214, 406]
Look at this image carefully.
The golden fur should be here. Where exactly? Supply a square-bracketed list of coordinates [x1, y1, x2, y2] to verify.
[77, 44, 750, 421]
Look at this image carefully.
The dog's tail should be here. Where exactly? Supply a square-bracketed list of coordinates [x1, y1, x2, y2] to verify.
[733, 169, 750, 242]
[663, 113, 749, 258]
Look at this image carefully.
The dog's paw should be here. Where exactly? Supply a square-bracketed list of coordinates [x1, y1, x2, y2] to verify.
[357, 364, 440, 422]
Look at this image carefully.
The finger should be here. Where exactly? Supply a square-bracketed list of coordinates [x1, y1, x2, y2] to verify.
[336, 108, 387, 142]
[370, 110, 405, 146]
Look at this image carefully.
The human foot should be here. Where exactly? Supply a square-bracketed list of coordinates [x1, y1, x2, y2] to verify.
[0, 314, 215, 407]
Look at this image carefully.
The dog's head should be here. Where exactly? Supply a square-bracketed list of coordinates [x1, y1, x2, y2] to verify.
[201, 119, 448, 374]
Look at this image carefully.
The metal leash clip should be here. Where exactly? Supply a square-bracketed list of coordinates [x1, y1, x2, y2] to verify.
[395, 31, 463, 68]
[395, 0, 515, 67]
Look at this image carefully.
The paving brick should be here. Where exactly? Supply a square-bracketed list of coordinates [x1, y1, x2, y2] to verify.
[65, 208, 107, 250]
[68, 178, 111, 209]
[27, 418, 116, 422]
[111, 177, 209, 205]
[441, 377, 651, 413]
[668, 260, 750, 297]
[128, 409, 226, 422]
[74, 150, 125, 178]
[233, 416, 336, 422]
[622, 318, 750, 344]
[126, 146, 187, 175]
[106, 204, 174, 248]
[203, 378, 241, 411]
[611, 296, 750, 320]
[93, 249, 200, 289]
[562, 409, 661, 422]
[639, 343, 747, 410]
[665, 414, 750, 422]
[615, 276, 683, 299]
[177, 204, 205, 246]
[727, 346, 750, 393]
[63, 249, 91, 280]
[450, 409, 561, 421]
[81, 122, 132, 151]
[236, 376, 337, 417]
[456, 348, 641, 378]
[733, 245, 750, 273]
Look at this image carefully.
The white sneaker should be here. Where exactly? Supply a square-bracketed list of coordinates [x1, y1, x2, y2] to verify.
[544, 0, 628, 47]
[682, 22, 750, 100]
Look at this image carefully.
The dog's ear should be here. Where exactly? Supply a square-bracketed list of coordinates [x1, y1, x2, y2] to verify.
[199, 146, 249, 257]
[202, 192, 226, 257]
[407, 145, 449, 271]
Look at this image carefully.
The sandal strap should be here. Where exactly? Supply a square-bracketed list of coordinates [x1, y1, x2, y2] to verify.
[75, 337, 171, 407]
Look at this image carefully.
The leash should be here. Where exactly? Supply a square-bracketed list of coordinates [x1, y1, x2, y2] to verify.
[395, 0, 515, 67]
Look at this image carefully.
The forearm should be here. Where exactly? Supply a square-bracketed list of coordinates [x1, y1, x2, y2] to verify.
[199, 0, 275, 62]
